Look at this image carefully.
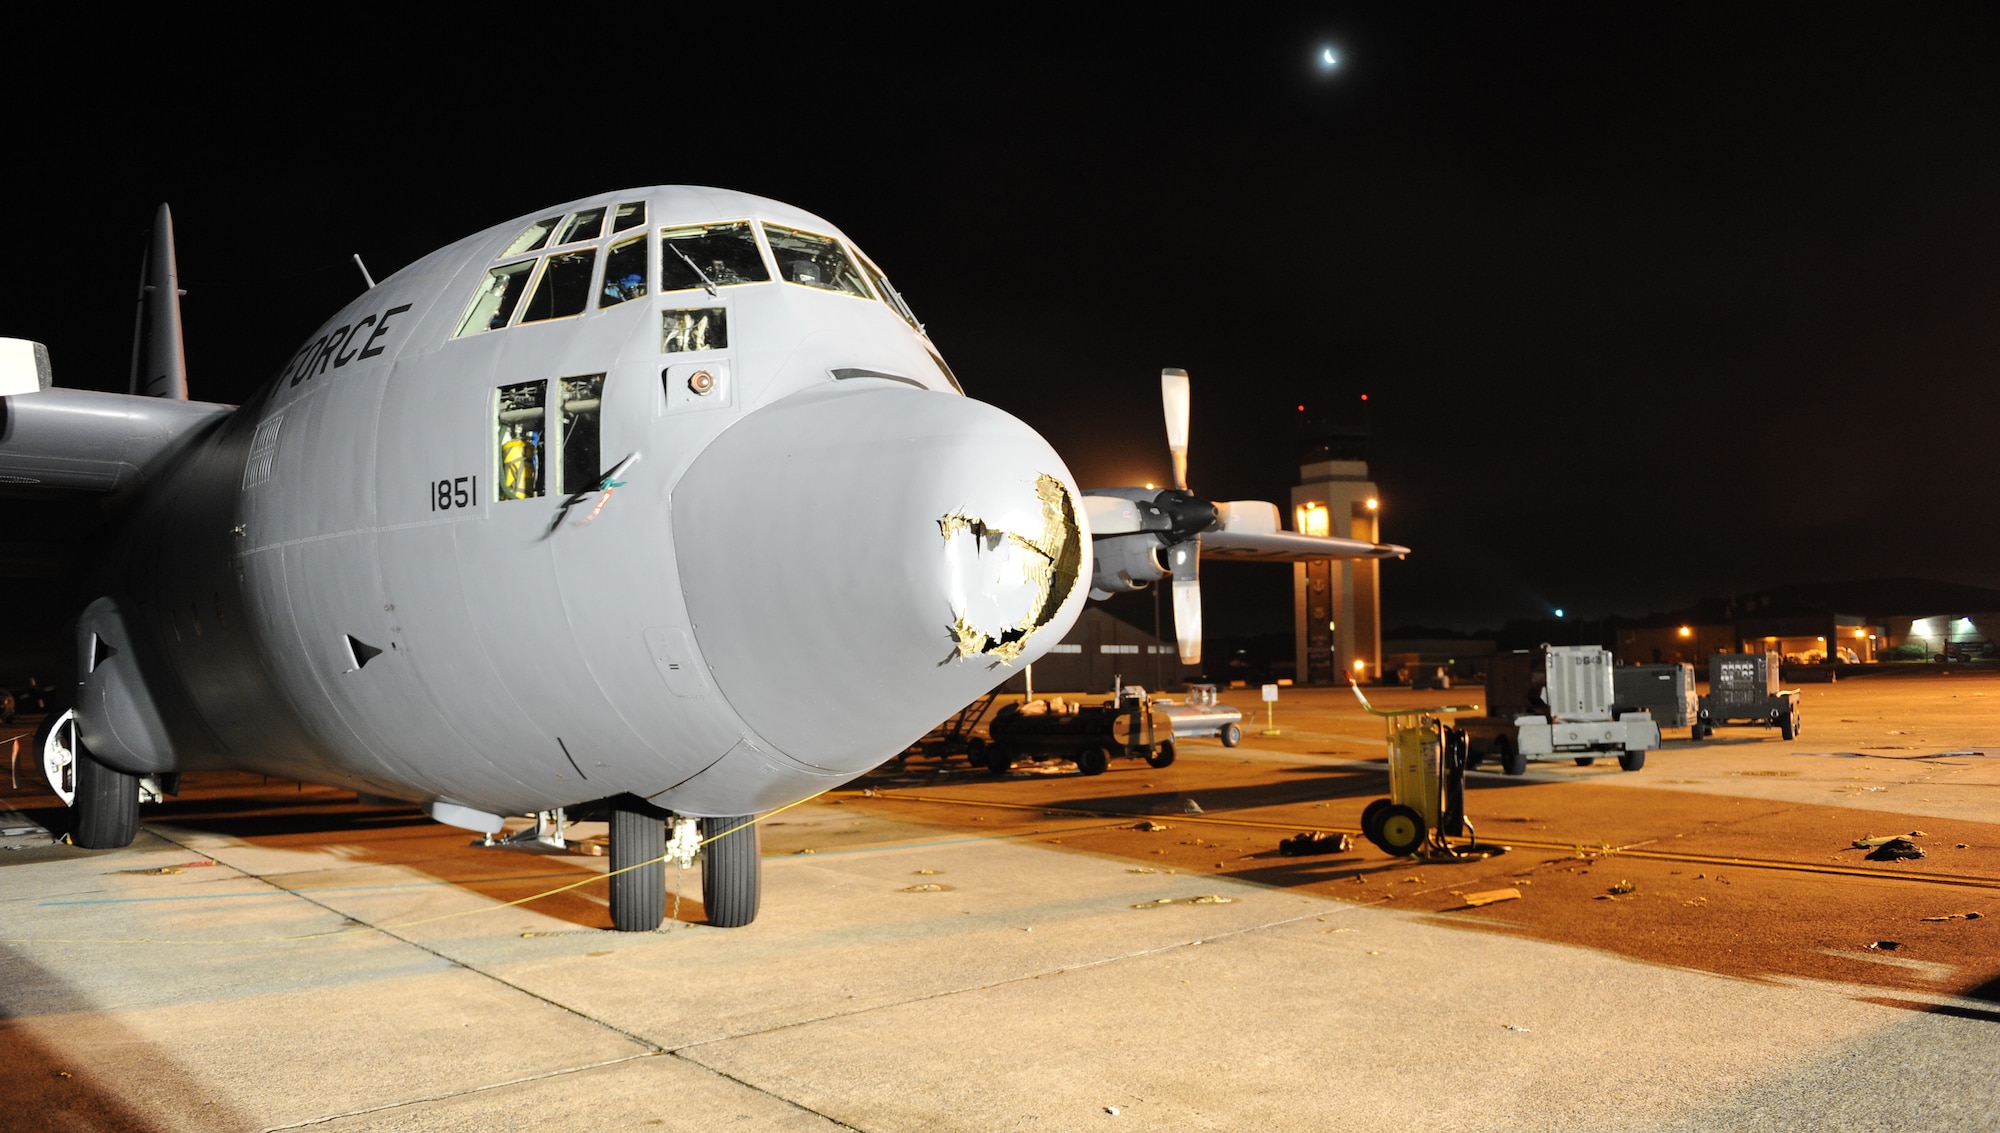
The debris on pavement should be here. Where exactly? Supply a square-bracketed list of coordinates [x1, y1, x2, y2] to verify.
[1503, 1024, 1531, 1033]
[1278, 831, 1353, 856]
[1461, 888, 1522, 908]
[1867, 941, 1902, 951]
[1182, 799, 1204, 814]
[1131, 895, 1233, 909]
[1133, 821, 1171, 832]
[1853, 831, 1928, 848]
[901, 883, 945, 893]
[1865, 838, 1926, 861]
[1607, 879, 1638, 895]
[1921, 912, 1983, 922]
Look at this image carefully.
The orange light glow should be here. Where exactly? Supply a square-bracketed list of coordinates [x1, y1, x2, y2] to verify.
[1296, 502, 1330, 537]
[1678, 626, 1692, 638]
[1364, 498, 1379, 511]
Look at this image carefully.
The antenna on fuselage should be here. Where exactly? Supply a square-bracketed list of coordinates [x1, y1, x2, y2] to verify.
[127, 203, 188, 400]
[353, 254, 376, 290]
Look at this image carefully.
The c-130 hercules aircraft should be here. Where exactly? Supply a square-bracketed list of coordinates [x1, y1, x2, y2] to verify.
[0, 187, 1405, 932]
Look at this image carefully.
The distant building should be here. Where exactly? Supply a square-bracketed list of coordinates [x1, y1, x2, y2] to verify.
[1607, 580, 2000, 665]
[998, 606, 1193, 695]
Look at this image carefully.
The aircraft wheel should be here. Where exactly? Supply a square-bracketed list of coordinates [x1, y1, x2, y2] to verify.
[609, 801, 665, 932]
[1146, 741, 1176, 769]
[1574, 756, 1596, 766]
[1360, 798, 1392, 849]
[701, 815, 762, 928]
[1375, 804, 1427, 857]
[1618, 749, 1647, 772]
[1496, 735, 1526, 777]
[71, 747, 140, 850]
[1219, 723, 1241, 748]
[1077, 747, 1110, 776]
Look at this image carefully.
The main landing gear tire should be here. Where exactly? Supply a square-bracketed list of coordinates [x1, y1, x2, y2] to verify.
[1077, 746, 1110, 776]
[1146, 741, 1177, 769]
[609, 800, 665, 932]
[1618, 749, 1647, 772]
[1219, 723, 1242, 748]
[1496, 735, 1526, 777]
[701, 814, 762, 928]
[1374, 804, 1427, 857]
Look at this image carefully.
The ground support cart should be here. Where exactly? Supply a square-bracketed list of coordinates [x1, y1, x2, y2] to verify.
[1155, 683, 1244, 747]
[1693, 652, 1801, 740]
[899, 692, 998, 768]
[985, 684, 1176, 775]
[1350, 683, 1501, 860]
[1462, 645, 1660, 773]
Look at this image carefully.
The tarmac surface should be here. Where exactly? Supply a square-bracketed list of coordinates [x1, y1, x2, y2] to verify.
[2, 670, 1997, 1131]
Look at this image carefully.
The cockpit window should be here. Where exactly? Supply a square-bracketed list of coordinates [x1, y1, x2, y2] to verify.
[660, 222, 769, 291]
[519, 248, 597, 324]
[763, 225, 870, 298]
[557, 208, 606, 245]
[600, 235, 647, 308]
[456, 259, 539, 336]
[503, 216, 562, 257]
[858, 253, 924, 334]
[611, 201, 646, 232]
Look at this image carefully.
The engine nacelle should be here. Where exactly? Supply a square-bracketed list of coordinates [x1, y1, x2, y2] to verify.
[1090, 533, 1166, 598]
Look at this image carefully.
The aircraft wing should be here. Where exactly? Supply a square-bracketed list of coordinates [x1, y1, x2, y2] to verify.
[0, 388, 233, 493]
[1198, 529, 1409, 562]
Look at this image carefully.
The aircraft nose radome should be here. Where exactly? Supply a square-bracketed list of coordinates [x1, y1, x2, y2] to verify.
[672, 384, 1087, 775]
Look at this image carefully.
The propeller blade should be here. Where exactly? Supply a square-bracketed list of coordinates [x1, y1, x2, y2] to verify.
[1164, 537, 1201, 665]
[1161, 367, 1190, 492]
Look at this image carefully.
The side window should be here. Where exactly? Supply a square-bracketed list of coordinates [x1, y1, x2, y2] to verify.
[858, 253, 925, 333]
[496, 381, 547, 500]
[600, 236, 648, 308]
[660, 222, 769, 291]
[762, 224, 870, 298]
[456, 260, 539, 337]
[519, 248, 598, 324]
[558, 375, 604, 492]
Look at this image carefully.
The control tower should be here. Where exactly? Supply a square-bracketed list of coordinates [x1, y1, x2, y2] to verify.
[1290, 426, 1383, 684]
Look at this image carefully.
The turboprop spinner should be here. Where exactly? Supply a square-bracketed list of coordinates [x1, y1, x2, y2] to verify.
[1081, 368, 1409, 666]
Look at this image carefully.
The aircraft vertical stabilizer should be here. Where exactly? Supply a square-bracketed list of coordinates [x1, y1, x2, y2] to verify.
[128, 204, 188, 400]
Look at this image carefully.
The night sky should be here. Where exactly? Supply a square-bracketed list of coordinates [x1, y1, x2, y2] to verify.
[10, 7, 1998, 638]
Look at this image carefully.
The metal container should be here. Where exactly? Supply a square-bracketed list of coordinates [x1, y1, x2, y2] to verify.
[1614, 663, 1697, 728]
[1543, 645, 1616, 722]
[1483, 651, 1542, 715]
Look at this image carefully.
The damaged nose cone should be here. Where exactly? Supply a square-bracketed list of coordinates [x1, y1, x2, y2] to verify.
[673, 384, 1089, 775]
[940, 473, 1082, 663]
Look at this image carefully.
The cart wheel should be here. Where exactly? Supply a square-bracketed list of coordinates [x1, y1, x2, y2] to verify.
[1496, 735, 1526, 776]
[1574, 757, 1596, 766]
[1780, 714, 1797, 741]
[1618, 749, 1647, 772]
[1146, 741, 1176, 769]
[1375, 804, 1427, 857]
[965, 737, 987, 766]
[985, 744, 1014, 775]
[1360, 798, 1392, 845]
[1688, 725, 1704, 742]
[1219, 723, 1241, 748]
[1077, 746, 1110, 776]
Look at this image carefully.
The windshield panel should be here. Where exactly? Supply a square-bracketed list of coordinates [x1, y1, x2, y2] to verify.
[503, 216, 562, 257]
[557, 207, 606, 245]
[763, 224, 870, 297]
[659, 222, 769, 291]
[600, 235, 647, 308]
[858, 254, 923, 333]
[519, 248, 597, 323]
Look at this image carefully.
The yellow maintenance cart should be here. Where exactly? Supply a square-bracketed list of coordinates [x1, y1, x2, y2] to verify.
[1351, 681, 1506, 860]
